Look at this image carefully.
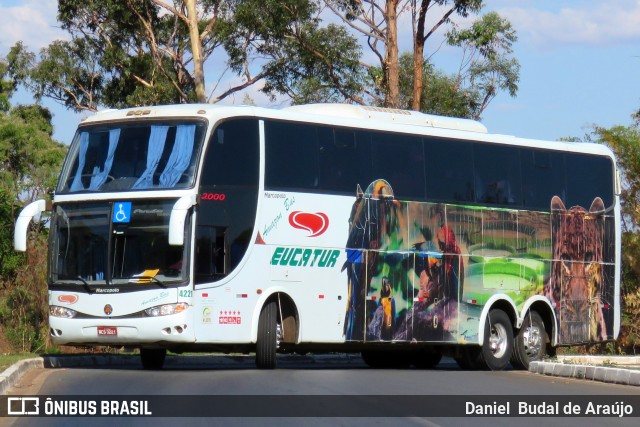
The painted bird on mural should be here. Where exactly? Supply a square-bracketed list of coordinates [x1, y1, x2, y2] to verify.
[379, 277, 395, 340]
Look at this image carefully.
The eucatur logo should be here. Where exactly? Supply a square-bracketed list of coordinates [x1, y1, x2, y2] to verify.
[57, 294, 79, 304]
[288, 211, 329, 237]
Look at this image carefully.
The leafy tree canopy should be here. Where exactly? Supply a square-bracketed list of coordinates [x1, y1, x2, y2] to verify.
[9, 0, 364, 112]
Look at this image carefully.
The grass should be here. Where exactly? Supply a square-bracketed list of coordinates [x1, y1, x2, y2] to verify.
[0, 353, 38, 372]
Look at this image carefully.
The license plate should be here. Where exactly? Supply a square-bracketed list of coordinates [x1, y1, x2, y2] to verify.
[97, 326, 118, 336]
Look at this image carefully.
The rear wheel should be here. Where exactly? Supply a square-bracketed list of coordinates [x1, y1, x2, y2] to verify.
[478, 309, 514, 371]
[459, 310, 513, 371]
[511, 311, 547, 370]
[256, 300, 278, 369]
[140, 348, 166, 370]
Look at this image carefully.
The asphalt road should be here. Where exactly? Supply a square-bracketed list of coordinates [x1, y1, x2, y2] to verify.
[2, 355, 640, 427]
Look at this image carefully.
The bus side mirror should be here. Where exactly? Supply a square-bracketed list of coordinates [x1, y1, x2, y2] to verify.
[14, 199, 51, 252]
[169, 194, 197, 246]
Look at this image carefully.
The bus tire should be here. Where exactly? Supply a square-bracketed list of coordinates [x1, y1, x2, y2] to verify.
[140, 348, 166, 370]
[511, 311, 547, 370]
[361, 350, 384, 368]
[455, 346, 482, 370]
[411, 349, 442, 369]
[478, 309, 513, 371]
[256, 300, 278, 369]
[361, 350, 411, 368]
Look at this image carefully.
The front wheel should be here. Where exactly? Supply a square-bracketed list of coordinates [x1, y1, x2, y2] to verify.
[511, 311, 548, 370]
[140, 348, 166, 370]
[256, 300, 278, 369]
[478, 309, 513, 371]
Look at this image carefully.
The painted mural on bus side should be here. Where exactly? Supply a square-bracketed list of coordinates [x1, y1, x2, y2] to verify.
[545, 196, 610, 343]
[343, 179, 615, 345]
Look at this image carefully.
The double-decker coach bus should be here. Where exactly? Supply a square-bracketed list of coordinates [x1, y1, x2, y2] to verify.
[14, 103, 620, 370]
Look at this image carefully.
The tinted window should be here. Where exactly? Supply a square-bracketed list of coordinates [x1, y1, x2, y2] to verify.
[371, 132, 425, 200]
[196, 119, 260, 284]
[565, 154, 614, 209]
[317, 126, 371, 194]
[521, 149, 566, 210]
[425, 138, 474, 203]
[200, 119, 259, 187]
[265, 121, 318, 190]
[474, 144, 522, 206]
[59, 122, 205, 193]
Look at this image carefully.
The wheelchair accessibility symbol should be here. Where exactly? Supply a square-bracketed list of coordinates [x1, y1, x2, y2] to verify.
[113, 202, 132, 223]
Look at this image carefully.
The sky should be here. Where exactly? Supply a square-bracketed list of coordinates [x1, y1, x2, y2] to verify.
[1, 0, 639, 145]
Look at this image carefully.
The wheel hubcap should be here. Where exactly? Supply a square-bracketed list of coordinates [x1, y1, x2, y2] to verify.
[489, 323, 508, 358]
[523, 324, 542, 358]
[276, 322, 282, 349]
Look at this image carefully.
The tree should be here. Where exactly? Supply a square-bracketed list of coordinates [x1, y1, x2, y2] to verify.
[15, 39, 104, 112]
[0, 110, 66, 205]
[1, 55, 66, 205]
[593, 125, 640, 352]
[323, 1, 518, 118]
[0, 43, 28, 112]
[323, 0, 407, 107]
[12, 0, 363, 111]
[0, 56, 66, 353]
[594, 126, 640, 270]
[410, 0, 482, 110]
[261, 23, 365, 105]
[445, 11, 519, 119]
[398, 54, 479, 117]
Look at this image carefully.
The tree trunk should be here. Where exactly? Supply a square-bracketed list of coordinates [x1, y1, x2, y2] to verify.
[185, 0, 206, 103]
[385, 0, 400, 108]
[412, 0, 430, 111]
[412, 39, 424, 111]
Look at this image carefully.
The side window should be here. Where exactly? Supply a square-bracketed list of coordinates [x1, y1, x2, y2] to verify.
[565, 154, 614, 208]
[196, 119, 259, 284]
[371, 132, 425, 200]
[200, 119, 259, 187]
[265, 121, 319, 190]
[317, 127, 371, 194]
[425, 137, 474, 203]
[521, 149, 566, 210]
[474, 144, 522, 206]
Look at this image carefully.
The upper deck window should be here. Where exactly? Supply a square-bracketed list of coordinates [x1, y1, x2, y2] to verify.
[58, 121, 206, 193]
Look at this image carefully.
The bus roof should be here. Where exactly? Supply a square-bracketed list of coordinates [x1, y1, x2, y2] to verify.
[82, 103, 615, 159]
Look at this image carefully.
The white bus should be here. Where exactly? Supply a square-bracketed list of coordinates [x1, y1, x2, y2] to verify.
[15, 103, 620, 371]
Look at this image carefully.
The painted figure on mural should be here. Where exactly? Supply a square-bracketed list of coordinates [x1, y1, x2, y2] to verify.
[435, 225, 463, 303]
[545, 196, 609, 343]
[343, 178, 469, 342]
[402, 226, 462, 342]
[343, 179, 397, 341]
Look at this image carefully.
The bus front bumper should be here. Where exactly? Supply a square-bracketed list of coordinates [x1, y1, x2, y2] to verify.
[48, 313, 196, 346]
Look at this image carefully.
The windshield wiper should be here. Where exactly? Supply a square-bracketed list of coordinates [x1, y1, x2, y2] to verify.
[64, 277, 94, 294]
[77, 276, 95, 294]
[128, 275, 167, 288]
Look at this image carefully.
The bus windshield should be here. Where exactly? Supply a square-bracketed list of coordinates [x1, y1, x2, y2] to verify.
[57, 121, 206, 193]
[50, 200, 189, 287]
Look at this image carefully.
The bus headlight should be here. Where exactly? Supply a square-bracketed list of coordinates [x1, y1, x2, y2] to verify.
[50, 306, 77, 318]
[144, 303, 189, 317]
